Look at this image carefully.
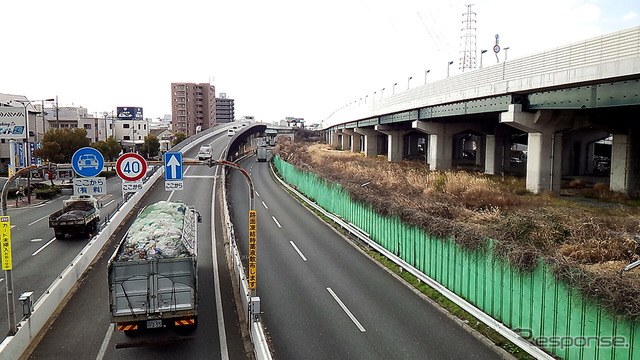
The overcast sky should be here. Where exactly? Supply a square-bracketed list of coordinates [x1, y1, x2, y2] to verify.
[1, 0, 638, 125]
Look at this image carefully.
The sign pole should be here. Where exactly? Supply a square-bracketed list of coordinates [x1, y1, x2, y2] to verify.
[5, 269, 15, 335]
[1, 216, 15, 335]
[0, 166, 39, 335]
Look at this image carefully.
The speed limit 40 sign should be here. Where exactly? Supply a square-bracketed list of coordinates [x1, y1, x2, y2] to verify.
[116, 153, 147, 182]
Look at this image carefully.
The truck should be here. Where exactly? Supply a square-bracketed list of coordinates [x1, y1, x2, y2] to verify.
[257, 146, 268, 162]
[108, 201, 201, 336]
[49, 195, 100, 240]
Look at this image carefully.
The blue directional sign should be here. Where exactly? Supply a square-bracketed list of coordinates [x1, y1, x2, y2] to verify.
[164, 152, 183, 181]
[72, 147, 104, 177]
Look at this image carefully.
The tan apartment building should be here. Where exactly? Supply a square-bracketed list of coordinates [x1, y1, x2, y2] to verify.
[171, 82, 216, 136]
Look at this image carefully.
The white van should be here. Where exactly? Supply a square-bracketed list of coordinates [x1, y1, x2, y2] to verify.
[198, 145, 212, 160]
[227, 129, 235, 136]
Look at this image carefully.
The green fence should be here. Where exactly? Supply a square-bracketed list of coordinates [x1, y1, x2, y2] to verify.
[274, 156, 638, 360]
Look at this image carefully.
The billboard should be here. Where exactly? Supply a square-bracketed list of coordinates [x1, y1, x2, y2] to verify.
[0, 107, 26, 139]
[116, 107, 143, 120]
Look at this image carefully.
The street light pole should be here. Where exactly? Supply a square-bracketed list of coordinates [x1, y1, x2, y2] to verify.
[504, 47, 510, 62]
[447, 61, 454, 78]
[12, 100, 33, 204]
[55, 95, 59, 129]
[103, 112, 109, 141]
[480, 50, 487, 68]
[424, 69, 430, 84]
[392, 82, 397, 95]
[1, 165, 38, 335]
[407, 76, 412, 90]
[32, 98, 54, 145]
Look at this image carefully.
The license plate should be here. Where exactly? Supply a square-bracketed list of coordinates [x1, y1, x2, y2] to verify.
[147, 320, 163, 329]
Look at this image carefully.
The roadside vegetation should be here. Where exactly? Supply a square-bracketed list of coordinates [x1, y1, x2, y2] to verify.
[273, 136, 640, 321]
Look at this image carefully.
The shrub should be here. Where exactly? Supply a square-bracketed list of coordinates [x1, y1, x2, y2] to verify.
[35, 186, 59, 199]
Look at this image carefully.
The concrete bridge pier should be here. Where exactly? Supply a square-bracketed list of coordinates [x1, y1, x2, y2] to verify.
[412, 120, 491, 171]
[375, 125, 410, 162]
[501, 105, 565, 193]
[412, 121, 452, 170]
[484, 135, 501, 175]
[342, 129, 361, 152]
[611, 131, 640, 196]
[329, 129, 341, 148]
[355, 127, 380, 157]
[339, 129, 351, 151]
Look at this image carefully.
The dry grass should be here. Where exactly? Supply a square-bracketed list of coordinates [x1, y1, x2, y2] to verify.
[273, 138, 640, 319]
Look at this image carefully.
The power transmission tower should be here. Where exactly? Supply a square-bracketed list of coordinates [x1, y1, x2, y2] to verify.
[460, 4, 477, 72]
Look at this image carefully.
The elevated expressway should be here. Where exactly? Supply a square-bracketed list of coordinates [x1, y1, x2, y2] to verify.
[322, 26, 640, 195]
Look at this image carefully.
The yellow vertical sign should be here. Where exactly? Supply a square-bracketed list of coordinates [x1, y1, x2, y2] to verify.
[1, 216, 12, 270]
[248, 210, 257, 289]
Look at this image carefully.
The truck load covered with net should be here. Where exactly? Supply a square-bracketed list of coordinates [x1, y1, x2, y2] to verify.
[108, 200, 201, 335]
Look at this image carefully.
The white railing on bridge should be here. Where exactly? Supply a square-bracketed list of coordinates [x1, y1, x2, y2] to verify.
[323, 26, 640, 129]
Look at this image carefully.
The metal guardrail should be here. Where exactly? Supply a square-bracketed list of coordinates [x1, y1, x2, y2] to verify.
[220, 153, 272, 360]
[270, 161, 554, 360]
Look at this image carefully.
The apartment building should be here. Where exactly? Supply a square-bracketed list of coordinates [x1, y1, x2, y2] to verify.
[171, 82, 216, 136]
[215, 92, 235, 123]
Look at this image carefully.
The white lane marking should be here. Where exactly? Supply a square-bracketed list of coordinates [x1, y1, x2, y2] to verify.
[289, 241, 307, 261]
[96, 324, 114, 360]
[184, 175, 218, 179]
[327, 287, 366, 332]
[272, 216, 282, 228]
[28, 215, 49, 226]
[212, 154, 230, 360]
[167, 190, 176, 201]
[261, 201, 268, 209]
[102, 199, 115, 207]
[255, 191, 260, 197]
[31, 239, 43, 242]
[32, 237, 56, 256]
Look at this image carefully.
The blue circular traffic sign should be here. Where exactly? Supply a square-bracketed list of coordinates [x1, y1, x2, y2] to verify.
[72, 147, 105, 177]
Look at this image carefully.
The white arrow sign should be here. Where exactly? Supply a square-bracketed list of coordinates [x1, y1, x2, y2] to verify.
[163, 152, 183, 181]
[167, 155, 180, 179]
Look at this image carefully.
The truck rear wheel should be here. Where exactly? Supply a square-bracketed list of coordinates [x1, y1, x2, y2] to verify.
[124, 329, 140, 337]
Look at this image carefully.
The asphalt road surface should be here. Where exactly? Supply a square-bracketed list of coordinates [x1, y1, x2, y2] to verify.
[227, 152, 505, 359]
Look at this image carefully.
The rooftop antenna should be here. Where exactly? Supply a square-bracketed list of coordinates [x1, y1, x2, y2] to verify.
[460, 4, 477, 72]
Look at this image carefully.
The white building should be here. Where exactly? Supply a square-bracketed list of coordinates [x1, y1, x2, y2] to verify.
[113, 118, 149, 151]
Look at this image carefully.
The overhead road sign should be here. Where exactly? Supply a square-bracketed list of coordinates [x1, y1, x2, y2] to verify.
[164, 152, 183, 181]
[72, 147, 105, 177]
[164, 152, 184, 191]
[116, 153, 147, 182]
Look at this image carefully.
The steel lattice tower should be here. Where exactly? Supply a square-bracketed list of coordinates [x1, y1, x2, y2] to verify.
[460, 4, 477, 72]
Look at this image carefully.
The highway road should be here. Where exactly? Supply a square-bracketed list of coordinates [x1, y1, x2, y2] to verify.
[22, 129, 249, 359]
[0, 175, 124, 336]
[8, 124, 507, 359]
[228, 150, 506, 359]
